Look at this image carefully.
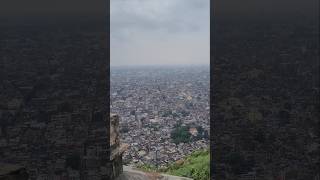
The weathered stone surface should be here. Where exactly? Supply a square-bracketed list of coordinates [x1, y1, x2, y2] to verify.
[116, 166, 193, 180]
[110, 114, 128, 179]
[110, 114, 120, 149]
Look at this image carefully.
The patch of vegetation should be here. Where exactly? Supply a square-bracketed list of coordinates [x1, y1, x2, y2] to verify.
[171, 125, 191, 144]
[137, 164, 159, 172]
[171, 123, 208, 144]
[137, 149, 210, 180]
[165, 149, 210, 180]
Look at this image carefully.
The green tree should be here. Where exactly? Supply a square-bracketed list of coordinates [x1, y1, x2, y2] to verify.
[171, 125, 191, 144]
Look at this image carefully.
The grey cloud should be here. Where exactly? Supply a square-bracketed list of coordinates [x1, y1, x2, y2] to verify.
[112, 0, 209, 32]
[111, 0, 210, 66]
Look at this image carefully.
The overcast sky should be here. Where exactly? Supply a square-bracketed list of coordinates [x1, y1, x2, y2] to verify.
[111, 0, 210, 66]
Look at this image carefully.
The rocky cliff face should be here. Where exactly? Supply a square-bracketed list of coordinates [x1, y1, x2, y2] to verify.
[110, 114, 128, 179]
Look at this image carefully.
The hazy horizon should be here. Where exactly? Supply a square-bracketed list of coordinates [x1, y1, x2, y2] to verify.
[110, 0, 210, 66]
[110, 63, 209, 68]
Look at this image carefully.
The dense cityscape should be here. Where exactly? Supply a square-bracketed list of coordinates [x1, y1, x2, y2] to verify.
[111, 65, 210, 168]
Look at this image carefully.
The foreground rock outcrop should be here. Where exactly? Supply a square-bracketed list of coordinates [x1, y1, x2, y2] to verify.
[117, 166, 192, 180]
[110, 114, 128, 179]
